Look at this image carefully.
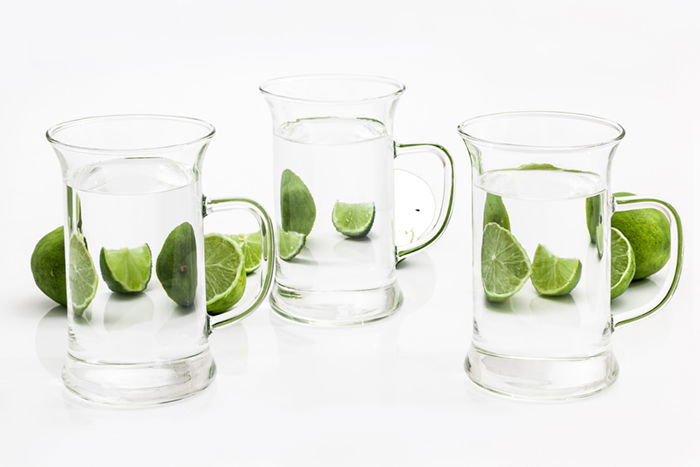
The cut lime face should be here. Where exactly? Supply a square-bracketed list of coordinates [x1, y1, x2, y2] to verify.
[531, 244, 582, 297]
[279, 230, 306, 261]
[68, 233, 98, 314]
[99, 244, 152, 294]
[481, 222, 531, 302]
[204, 233, 246, 315]
[232, 232, 262, 274]
[156, 222, 198, 307]
[281, 169, 316, 236]
[483, 193, 510, 230]
[332, 201, 375, 238]
[611, 227, 636, 299]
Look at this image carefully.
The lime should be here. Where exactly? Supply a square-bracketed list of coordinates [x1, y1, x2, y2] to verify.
[612, 192, 671, 280]
[204, 233, 246, 315]
[483, 193, 510, 230]
[611, 227, 636, 299]
[332, 201, 375, 238]
[99, 244, 152, 293]
[585, 194, 603, 244]
[481, 222, 531, 302]
[281, 169, 316, 235]
[279, 230, 306, 261]
[31, 226, 67, 306]
[156, 222, 198, 307]
[232, 232, 262, 274]
[517, 162, 561, 171]
[530, 244, 582, 296]
[68, 232, 98, 314]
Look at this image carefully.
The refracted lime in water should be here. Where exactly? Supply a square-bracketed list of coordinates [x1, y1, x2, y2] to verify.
[69, 233, 98, 314]
[483, 194, 510, 230]
[205, 233, 246, 315]
[531, 244, 582, 296]
[517, 162, 562, 171]
[279, 230, 306, 261]
[156, 222, 198, 307]
[611, 227, 636, 299]
[332, 201, 375, 238]
[481, 222, 531, 302]
[99, 244, 152, 293]
[231, 232, 262, 274]
[281, 169, 316, 236]
[585, 194, 603, 244]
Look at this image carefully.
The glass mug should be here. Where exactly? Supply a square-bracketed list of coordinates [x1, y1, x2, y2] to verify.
[459, 111, 683, 400]
[260, 74, 454, 326]
[47, 115, 275, 405]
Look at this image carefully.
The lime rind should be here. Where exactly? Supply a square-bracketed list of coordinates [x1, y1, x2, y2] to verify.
[611, 227, 636, 299]
[281, 169, 316, 236]
[99, 244, 152, 293]
[31, 226, 67, 306]
[332, 201, 376, 238]
[69, 232, 98, 314]
[481, 222, 531, 302]
[531, 244, 582, 296]
[156, 222, 198, 307]
[205, 233, 246, 315]
[279, 230, 306, 261]
[483, 193, 510, 230]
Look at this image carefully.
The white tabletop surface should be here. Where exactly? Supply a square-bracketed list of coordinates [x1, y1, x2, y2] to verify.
[1, 1, 698, 466]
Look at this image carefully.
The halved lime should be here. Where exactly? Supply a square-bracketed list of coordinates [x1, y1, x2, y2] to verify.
[531, 244, 582, 296]
[281, 169, 316, 235]
[31, 226, 67, 306]
[483, 193, 510, 230]
[332, 201, 375, 238]
[156, 222, 198, 307]
[99, 244, 152, 293]
[232, 232, 262, 274]
[69, 233, 98, 314]
[481, 222, 531, 302]
[204, 233, 246, 315]
[611, 227, 636, 299]
[279, 230, 306, 261]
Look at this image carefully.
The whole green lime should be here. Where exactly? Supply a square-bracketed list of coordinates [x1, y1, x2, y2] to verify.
[612, 192, 671, 280]
[31, 226, 67, 306]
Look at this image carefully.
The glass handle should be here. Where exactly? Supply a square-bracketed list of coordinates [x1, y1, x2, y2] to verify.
[203, 197, 276, 329]
[612, 196, 684, 328]
[395, 143, 455, 262]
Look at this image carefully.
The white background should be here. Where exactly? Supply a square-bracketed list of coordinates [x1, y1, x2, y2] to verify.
[1, 1, 698, 466]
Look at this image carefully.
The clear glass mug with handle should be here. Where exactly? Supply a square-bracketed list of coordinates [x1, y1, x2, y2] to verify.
[47, 115, 275, 406]
[260, 74, 454, 326]
[459, 111, 683, 400]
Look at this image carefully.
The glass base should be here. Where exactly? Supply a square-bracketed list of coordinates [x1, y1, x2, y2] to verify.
[270, 281, 402, 326]
[465, 345, 619, 401]
[62, 349, 216, 406]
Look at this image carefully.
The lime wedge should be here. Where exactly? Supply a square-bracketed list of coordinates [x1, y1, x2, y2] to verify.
[332, 201, 375, 238]
[531, 244, 582, 296]
[204, 233, 246, 315]
[483, 193, 510, 230]
[68, 233, 98, 314]
[481, 222, 531, 302]
[611, 227, 636, 299]
[99, 244, 152, 293]
[281, 169, 316, 235]
[279, 230, 306, 261]
[156, 222, 198, 307]
[232, 232, 262, 274]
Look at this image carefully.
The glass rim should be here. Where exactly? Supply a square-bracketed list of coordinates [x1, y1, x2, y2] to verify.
[45, 114, 216, 153]
[259, 73, 406, 104]
[457, 111, 626, 151]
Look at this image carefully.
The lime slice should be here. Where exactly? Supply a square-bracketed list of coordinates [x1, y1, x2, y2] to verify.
[279, 230, 306, 261]
[99, 244, 151, 294]
[156, 222, 198, 307]
[531, 244, 582, 296]
[332, 201, 375, 238]
[611, 227, 636, 299]
[204, 233, 246, 315]
[68, 233, 98, 314]
[232, 232, 262, 274]
[281, 169, 316, 235]
[481, 222, 531, 302]
[483, 193, 510, 230]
